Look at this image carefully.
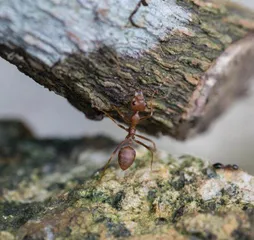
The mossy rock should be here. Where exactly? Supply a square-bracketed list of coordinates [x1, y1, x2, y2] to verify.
[0, 120, 253, 239]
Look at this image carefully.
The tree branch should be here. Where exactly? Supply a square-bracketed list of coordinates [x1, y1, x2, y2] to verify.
[0, 0, 254, 139]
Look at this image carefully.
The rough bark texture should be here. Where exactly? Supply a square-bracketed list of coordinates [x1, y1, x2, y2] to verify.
[0, 120, 253, 240]
[0, 0, 254, 139]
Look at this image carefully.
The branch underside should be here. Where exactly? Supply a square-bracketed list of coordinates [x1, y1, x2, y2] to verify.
[0, 0, 254, 140]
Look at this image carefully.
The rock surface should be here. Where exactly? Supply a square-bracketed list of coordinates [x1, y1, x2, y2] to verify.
[0, 120, 253, 240]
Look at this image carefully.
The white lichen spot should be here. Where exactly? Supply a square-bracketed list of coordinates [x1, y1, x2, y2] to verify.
[44, 226, 54, 240]
[99, 179, 123, 195]
[206, 76, 217, 88]
[218, 170, 254, 202]
[199, 170, 254, 202]
[199, 179, 224, 201]
[0, 0, 191, 65]
[121, 188, 143, 211]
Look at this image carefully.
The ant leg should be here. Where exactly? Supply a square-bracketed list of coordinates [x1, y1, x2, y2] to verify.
[139, 90, 156, 121]
[139, 86, 171, 122]
[133, 139, 154, 170]
[139, 103, 154, 121]
[135, 134, 156, 151]
[99, 139, 129, 179]
[113, 106, 130, 124]
[102, 110, 128, 132]
[129, 0, 148, 28]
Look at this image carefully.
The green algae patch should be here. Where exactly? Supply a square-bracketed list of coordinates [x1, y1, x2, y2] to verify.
[0, 201, 45, 231]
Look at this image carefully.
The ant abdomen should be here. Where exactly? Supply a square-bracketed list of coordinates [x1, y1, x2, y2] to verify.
[118, 146, 136, 170]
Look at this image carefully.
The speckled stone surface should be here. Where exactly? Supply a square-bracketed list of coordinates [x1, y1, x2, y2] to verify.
[0, 120, 253, 240]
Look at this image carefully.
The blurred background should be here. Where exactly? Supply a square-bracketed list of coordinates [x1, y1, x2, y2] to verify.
[0, 0, 253, 174]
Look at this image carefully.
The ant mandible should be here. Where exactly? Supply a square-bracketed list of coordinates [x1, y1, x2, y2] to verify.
[101, 90, 156, 176]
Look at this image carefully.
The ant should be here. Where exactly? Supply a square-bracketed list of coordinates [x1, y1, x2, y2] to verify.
[129, 0, 148, 28]
[100, 90, 156, 177]
[213, 163, 239, 171]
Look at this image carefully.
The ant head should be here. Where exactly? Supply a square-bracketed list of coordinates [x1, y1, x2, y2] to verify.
[213, 163, 224, 169]
[131, 90, 146, 111]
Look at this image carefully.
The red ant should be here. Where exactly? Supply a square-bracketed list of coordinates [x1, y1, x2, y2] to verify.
[100, 90, 156, 176]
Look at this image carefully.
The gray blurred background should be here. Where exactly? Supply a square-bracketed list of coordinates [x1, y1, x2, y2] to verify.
[0, 0, 253, 173]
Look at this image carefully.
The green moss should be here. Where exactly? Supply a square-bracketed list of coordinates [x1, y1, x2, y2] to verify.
[232, 229, 252, 240]
[0, 202, 44, 231]
[171, 174, 185, 191]
[111, 191, 125, 210]
[1, 151, 252, 239]
[83, 233, 100, 240]
[106, 222, 131, 238]
[77, 189, 111, 204]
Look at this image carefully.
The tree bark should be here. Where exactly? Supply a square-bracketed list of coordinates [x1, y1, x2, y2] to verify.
[0, 0, 254, 139]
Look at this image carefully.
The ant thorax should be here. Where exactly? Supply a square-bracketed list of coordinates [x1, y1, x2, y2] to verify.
[131, 112, 140, 126]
